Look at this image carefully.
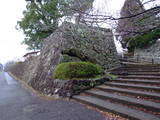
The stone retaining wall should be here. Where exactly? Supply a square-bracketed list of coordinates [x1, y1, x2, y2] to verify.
[24, 22, 120, 95]
[134, 40, 160, 64]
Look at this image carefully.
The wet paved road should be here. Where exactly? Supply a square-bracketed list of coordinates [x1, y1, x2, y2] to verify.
[0, 71, 105, 120]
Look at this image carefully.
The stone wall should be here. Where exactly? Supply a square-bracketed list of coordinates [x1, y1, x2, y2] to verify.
[134, 40, 160, 64]
[27, 22, 120, 95]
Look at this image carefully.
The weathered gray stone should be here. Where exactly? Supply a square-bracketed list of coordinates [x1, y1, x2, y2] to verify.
[27, 22, 120, 94]
[59, 54, 81, 63]
[117, 0, 159, 48]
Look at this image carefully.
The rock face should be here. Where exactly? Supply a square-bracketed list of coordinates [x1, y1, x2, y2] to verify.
[28, 22, 120, 94]
[134, 40, 160, 64]
[117, 0, 159, 49]
[117, 0, 145, 48]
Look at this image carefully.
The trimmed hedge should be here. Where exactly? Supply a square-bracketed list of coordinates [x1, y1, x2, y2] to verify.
[52, 62, 102, 80]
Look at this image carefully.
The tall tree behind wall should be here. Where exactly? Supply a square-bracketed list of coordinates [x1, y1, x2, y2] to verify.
[117, 0, 145, 48]
[17, 0, 60, 50]
[117, 0, 160, 49]
[60, 0, 94, 24]
[17, 0, 94, 50]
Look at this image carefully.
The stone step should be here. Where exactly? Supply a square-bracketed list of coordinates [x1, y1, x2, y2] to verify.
[121, 62, 160, 66]
[96, 86, 160, 99]
[121, 64, 160, 67]
[112, 69, 160, 72]
[117, 69, 160, 72]
[112, 72, 160, 76]
[120, 60, 138, 63]
[119, 66, 160, 69]
[85, 90, 160, 112]
[120, 65, 160, 68]
[117, 66, 160, 69]
[119, 59, 137, 62]
[105, 82, 160, 92]
[123, 64, 160, 66]
[118, 75, 160, 80]
[110, 79, 160, 84]
[73, 95, 160, 120]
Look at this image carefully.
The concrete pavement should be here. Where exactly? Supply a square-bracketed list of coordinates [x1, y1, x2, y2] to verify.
[0, 71, 105, 120]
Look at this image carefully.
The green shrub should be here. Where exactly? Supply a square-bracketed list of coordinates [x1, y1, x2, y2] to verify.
[52, 62, 102, 80]
[127, 28, 160, 52]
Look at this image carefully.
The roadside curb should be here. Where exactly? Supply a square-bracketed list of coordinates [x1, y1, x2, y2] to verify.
[8, 72, 57, 101]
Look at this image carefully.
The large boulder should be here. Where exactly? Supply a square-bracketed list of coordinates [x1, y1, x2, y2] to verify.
[28, 22, 120, 94]
[117, 0, 145, 48]
[117, 0, 159, 49]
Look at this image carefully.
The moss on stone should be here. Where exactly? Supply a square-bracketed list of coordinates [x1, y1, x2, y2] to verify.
[59, 55, 81, 63]
[52, 62, 103, 80]
[61, 48, 96, 63]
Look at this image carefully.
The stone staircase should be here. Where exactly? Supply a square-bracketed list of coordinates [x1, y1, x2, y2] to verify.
[73, 64, 160, 120]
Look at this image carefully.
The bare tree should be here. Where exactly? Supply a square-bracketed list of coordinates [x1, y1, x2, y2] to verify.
[66, 0, 160, 50]
[23, 0, 160, 52]
[116, 0, 158, 48]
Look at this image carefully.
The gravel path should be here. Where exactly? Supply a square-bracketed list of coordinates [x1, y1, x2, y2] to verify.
[0, 71, 105, 120]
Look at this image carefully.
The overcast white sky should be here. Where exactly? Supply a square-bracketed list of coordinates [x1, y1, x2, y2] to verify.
[0, 0, 158, 64]
[0, 0, 27, 64]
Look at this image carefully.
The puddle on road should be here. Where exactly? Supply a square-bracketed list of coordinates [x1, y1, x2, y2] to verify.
[23, 104, 49, 114]
[23, 104, 38, 113]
